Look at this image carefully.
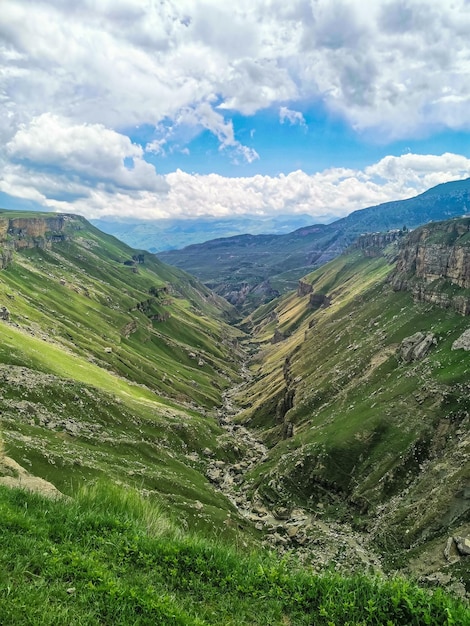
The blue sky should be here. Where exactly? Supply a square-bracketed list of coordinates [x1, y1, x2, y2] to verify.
[1, 0, 470, 224]
[143, 106, 470, 178]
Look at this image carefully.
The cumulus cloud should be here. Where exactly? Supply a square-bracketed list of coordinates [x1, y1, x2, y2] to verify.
[1, 1, 470, 225]
[1, 114, 168, 205]
[2, 0, 470, 147]
[3, 146, 469, 223]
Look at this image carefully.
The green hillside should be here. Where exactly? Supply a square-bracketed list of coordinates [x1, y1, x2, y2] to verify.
[0, 211, 250, 535]
[236, 221, 470, 584]
[0, 210, 469, 623]
[0, 483, 468, 625]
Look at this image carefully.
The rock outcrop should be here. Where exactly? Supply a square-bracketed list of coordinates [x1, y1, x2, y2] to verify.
[309, 293, 331, 309]
[297, 280, 313, 297]
[452, 329, 470, 351]
[353, 229, 402, 257]
[0, 455, 63, 498]
[0, 306, 10, 321]
[0, 213, 79, 268]
[398, 332, 436, 362]
[391, 217, 470, 315]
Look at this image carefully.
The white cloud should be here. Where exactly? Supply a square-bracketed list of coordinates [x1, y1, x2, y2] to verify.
[2, 0, 470, 147]
[4, 146, 469, 223]
[1, 1, 470, 226]
[279, 106, 306, 128]
[1, 114, 168, 203]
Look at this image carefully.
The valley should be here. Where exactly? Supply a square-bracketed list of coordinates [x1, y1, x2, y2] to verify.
[0, 208, 469, 623]
[159, 177, 470, 311]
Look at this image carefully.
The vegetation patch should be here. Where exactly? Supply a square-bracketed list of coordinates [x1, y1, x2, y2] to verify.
[0, 483, 467, 625]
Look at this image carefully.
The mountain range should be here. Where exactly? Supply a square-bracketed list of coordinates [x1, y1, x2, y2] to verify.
[159, 177, 470, 311]
[92, 213, 316, 253]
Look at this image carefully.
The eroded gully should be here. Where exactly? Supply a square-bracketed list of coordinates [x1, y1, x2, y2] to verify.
[205, 362, 383, 575]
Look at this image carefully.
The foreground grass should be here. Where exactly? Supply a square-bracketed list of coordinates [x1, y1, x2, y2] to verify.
[0, 484, 468, 625]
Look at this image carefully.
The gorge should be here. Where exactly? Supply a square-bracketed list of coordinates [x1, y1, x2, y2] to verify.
[0, 209, 469, 623]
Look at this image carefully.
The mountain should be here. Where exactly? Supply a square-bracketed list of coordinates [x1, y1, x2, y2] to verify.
[0, 209, 253, 536]
[159, 177, 470, 312]
[91, 213, 316, 252]
[234, 216, 470, 588]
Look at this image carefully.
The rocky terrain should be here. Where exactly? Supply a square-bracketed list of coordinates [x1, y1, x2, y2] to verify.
[0, 209, 469, 604]
[0, 213, 74, 268]
[205, 369, 384, 576]
[231, 220, 470, 595]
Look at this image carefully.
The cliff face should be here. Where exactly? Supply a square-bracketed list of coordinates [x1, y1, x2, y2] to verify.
[0, 214, 75, 268]
[391, 218, 470, 315]
[353, 229, 403, 257]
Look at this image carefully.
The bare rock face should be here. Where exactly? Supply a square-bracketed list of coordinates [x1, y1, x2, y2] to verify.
[271, 329, 286, 344]
[398, 332, 436, 362]
[353, 229, 402, 257]
[391, 218, 470, 315]
[452, 329, 470, 351]
[394, 220, 470, 288]
[0, 215, 76, 267]
[309, 293, 331, 310]
[297, 280, 313, 297]
[0, 247, 14, 269]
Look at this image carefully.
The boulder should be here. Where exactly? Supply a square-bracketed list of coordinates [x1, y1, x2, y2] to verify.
[0, 306, 10, 321]
[454, 536, 470, 556]
[273, 506, 291, 520]
[398, 331, 436, 362]
[452, 328, 470, 351]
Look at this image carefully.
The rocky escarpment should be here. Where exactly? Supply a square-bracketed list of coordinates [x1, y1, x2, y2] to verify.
[0, 214, 79, 268]
[390, 217, 470, 315]
[352, 229, 403, 257]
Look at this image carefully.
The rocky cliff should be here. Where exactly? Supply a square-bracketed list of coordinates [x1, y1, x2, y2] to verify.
[391, 217, 470, 315]
[352, 229, 403, 257]
[0, 213, 79, 268]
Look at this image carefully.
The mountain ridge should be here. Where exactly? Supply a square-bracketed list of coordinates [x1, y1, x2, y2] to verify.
[0, 209, 254, 538]
[92, 213, 316, 252]
[232, 217, 469, 590]
[159, 177, 470, 311]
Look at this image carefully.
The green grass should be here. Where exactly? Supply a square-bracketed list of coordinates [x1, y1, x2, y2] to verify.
[0, 483, 467, 625]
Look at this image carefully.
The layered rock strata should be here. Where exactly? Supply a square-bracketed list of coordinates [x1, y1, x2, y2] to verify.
[391, 218, 470, 315]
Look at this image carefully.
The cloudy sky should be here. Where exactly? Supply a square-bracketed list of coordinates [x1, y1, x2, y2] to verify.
[1, 0, 470, 224]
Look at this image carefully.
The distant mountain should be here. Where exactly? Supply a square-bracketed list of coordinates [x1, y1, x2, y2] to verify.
[92, 214, 316, 252]
[159, 177, 470, 311]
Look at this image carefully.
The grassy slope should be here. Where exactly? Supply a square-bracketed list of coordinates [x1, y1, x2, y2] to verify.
[237, 246, 470, 576]
[0, 213, 250, 536]
[0, 482, 467, 626]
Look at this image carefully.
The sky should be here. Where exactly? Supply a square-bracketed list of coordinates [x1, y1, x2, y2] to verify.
[1, 0, 470, 224]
